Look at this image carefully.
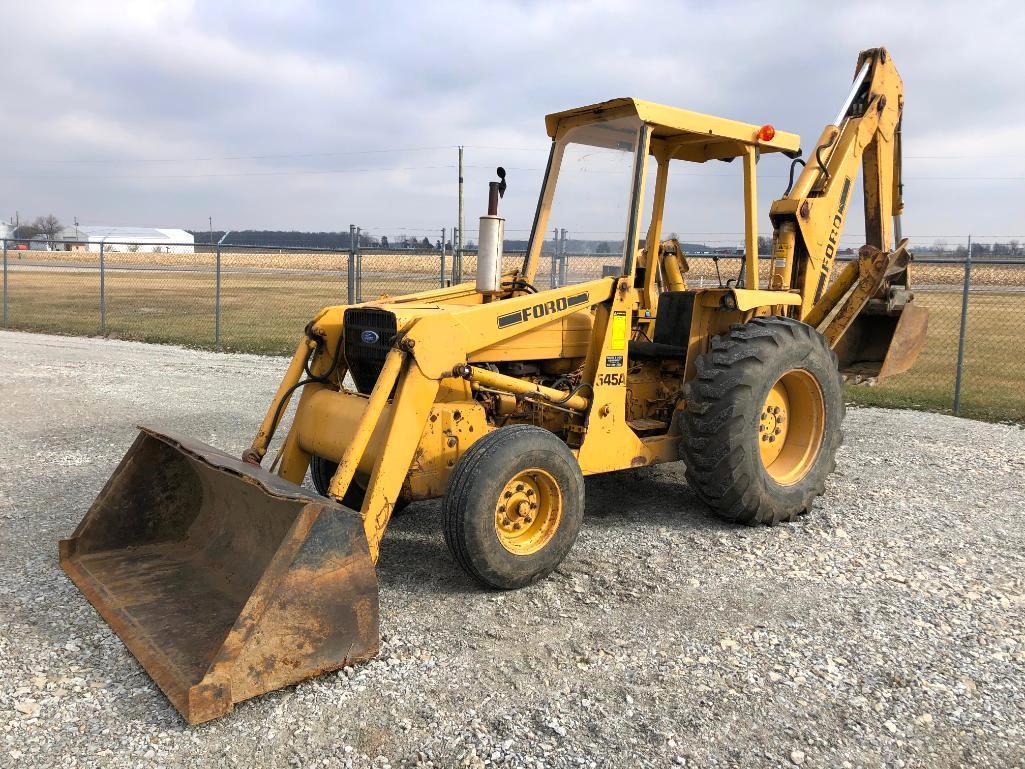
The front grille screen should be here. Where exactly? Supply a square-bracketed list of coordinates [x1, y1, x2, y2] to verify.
[343, 308, 398, 394]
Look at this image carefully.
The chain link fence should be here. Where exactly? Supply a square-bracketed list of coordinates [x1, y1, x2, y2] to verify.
[2, 234, 1022, 423]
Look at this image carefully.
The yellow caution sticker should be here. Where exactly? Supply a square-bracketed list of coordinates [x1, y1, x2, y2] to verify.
[611, 311, 627, 351]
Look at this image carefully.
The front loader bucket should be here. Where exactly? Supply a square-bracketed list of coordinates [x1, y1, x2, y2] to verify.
[59, 427, 379, 724]
[836, 302, 929, 381]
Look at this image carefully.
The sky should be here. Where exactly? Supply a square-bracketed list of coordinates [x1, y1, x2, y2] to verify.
[4, 0, 1024, 248]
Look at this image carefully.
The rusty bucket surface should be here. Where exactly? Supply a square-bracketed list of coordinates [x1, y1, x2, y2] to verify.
[836, 302, 929, 381]
[59, 427, 379, 724]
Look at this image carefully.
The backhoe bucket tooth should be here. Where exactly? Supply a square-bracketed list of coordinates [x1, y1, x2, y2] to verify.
[835, 302, 929, 381]
[59, 427, 379, 724]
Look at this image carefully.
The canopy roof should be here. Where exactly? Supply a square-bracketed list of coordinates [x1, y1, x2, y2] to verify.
[544, 97, 801, 163]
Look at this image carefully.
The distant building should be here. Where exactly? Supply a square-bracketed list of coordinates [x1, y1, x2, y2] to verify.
[30, 234, 56, 250]
[59, 226, 195, 253]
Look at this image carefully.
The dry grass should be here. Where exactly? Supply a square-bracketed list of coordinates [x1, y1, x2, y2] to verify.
[14, 246, 1024, 287]
[842, 291, 1023, 423]
[4, 258, 1022, 424]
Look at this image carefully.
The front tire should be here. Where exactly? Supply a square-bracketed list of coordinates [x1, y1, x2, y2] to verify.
[443, 425, 585, 589]
[309, 455, 410, 515]
[680, 316, 844, 524]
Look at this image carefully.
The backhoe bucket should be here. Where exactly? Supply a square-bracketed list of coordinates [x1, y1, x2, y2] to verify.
[835, 302, 929, 381]
[59, 427, 379, 724]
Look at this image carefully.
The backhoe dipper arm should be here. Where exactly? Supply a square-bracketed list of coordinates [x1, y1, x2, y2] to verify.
[769, 47, 905, 320]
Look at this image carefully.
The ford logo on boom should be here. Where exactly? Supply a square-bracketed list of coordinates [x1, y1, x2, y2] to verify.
[360, 330, 380, 344]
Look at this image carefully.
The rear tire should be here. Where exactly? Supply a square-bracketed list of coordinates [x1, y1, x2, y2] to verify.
[443, 425, 585, 589]
[309, 455, 410, 515]
[679, 316, 844, 524]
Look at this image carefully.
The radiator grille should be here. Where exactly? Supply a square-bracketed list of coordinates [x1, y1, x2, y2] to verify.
[343, 308, 398, 394]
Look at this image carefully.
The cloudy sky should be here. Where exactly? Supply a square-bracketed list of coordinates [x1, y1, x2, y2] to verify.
[4, 0, 1023, 247]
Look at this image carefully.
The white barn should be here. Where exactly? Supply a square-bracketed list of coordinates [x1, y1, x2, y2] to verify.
[67, 226, 195, 253]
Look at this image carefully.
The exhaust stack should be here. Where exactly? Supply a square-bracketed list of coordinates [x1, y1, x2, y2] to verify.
[476, 167, 506, 293]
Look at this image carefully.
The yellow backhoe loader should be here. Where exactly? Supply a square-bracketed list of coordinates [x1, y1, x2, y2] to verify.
[61, 47, 928, 723]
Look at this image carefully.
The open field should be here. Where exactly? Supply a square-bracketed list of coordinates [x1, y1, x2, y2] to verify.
[3, 255, 1023, 423]
[10, 246, 1025, 287]
[1, 331, 1024, 768]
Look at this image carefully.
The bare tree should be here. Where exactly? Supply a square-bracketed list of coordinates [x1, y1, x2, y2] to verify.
[32, 214, 62, 243]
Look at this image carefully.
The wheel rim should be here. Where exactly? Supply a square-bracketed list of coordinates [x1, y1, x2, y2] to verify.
[758, 368, 825, 486]
[494, 469, 563, 555]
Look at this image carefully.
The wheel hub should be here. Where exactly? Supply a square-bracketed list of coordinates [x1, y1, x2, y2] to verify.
[495, 469, 562, 555]
[758, 368, 825, 486]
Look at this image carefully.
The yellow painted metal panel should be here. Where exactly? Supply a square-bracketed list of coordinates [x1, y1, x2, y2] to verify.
[545, 97, 800, 157]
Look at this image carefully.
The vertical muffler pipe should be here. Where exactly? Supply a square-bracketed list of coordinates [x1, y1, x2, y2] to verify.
[477, 215, 504, 293]
[477, 176, 505, 294]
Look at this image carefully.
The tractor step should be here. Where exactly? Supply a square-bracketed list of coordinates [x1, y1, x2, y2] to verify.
[627, 418, 668, 436]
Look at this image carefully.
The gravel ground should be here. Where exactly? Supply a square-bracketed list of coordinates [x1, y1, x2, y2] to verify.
[1, 329, 1024, 769]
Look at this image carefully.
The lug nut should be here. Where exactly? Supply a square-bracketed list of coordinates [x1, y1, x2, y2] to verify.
[502, 517, 511, 526]
[762, 435, 768, 442]
[498, 504, 506, 512]
[512, 522, 522, 530]
[526, 488, 535, 497]
[774, 427, 782, 435]
[504, 491, 512, 499]
[515, 484, 524, 492]
[768, 435, 776, 443]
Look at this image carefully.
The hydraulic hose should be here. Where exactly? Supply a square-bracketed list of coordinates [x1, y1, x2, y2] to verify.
[784, 158, 807, 197]
[815, 132, 838, 182]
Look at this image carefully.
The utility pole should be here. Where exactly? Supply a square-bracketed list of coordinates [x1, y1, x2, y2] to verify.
[457, 146, 464, 282]
[208, 216, 213, 246]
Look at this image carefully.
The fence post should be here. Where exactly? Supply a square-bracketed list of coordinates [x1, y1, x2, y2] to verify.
[952, 235, 972, 416]
[454, 225, 462, 284]
[99, 241, 106, 335]
[550, 228, 558, 288]
[356, 227, 363, 302]
[2, 239, 7, 328]
[347, 225, 356, 304]
[559, 228, 568, 285]
[214, 244, 222, 350]
[440, 227, 446, 287]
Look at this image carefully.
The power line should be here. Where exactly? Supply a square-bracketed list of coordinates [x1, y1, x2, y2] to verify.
[7, 146, 461, 165]
[3, 162, 1023, 182]
[5, 145, 1022, 166]
[0, 164, 461, 181]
